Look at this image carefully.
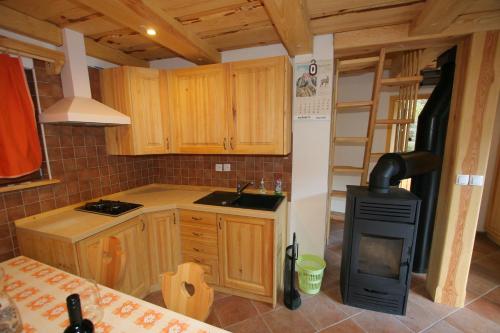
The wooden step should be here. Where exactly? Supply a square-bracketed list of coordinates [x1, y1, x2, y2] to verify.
[330, 211, 345, 223]
[376, 119, 414, 125]
[335, 137, 369, 144]
[338, 56, 380, 72]
[336, 101, 373, 110]
[380, 75, 423, 87]
[332, 166, 364, 173]
[330, 190, 346, 198]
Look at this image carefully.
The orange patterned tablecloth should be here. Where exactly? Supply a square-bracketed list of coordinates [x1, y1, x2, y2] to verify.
[1, 256, 228, 333]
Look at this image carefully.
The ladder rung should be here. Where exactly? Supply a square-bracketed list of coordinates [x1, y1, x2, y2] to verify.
[332, 166, 364, 174]
[376, 119, 413, 125]
[330, 211, 345, 222]
[336, 101, 373, 110]
[338, 56, 380, 72]
[335, 137, 369, 143]
[380, 75, 423, 86]
[330, 190, 346, 198]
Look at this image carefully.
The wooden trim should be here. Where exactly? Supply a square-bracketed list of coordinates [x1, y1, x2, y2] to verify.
[380, 75, 423, 87]
[426, 31, 500, 307]
[0, 179, 60, 194]
[0, 5, 62, 45]
[410, 0, 473, 36]
[77, 0, 221, 64]
[84, 38, 149, 67]
[0, 36, 64, 74]
[485, 132, 500, 245]
[261, 0, 313, 55]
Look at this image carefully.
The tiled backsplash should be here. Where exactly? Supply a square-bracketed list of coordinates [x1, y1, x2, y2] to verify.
[151, 154, 292, 193]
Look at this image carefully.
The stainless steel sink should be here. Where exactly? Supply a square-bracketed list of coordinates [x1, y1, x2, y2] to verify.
[194, 191, 285, 211]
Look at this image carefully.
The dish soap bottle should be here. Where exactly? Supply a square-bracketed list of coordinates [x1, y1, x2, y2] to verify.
[259, 178, 266, 194]
[275, 177, 283, 195]
[64, 294, 94, 333]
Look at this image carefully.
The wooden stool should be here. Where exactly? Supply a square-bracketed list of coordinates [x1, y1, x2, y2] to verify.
[161, 262, 214, 321]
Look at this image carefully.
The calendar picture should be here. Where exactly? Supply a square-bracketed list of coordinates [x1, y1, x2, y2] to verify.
[294, 59, 333, 120]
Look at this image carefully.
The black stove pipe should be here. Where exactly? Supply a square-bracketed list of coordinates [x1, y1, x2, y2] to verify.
[369, 152, 441, 194]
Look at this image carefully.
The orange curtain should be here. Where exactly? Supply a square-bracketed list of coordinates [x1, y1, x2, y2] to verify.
[0, 54, 42, 178]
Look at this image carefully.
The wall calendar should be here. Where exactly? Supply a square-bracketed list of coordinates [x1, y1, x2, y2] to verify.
[294, 59, 333, 120]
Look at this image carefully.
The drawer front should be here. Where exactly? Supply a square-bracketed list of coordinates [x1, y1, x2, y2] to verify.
[179, 210, 216, 227]
[182, 253, 219, 284]
[181, 238, 218, 257]
[181, 224, 217, 242]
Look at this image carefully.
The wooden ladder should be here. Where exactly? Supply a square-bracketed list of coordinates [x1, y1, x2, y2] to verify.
[327, 49, 422, 223]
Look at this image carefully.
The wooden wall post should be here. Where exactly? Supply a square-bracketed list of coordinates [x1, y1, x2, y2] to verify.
[426, 30, 500, 307]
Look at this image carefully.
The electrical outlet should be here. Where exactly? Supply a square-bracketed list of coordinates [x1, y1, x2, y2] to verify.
[455, 174, 470, 186]
[223, 163, 231, 172]
[215, 164, 223, 172]
[469, 175, 484, 186]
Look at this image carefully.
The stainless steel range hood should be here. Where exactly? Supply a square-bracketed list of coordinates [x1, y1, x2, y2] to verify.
[39, 29, 130, 126]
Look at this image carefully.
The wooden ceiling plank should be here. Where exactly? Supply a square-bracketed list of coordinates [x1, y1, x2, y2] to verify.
[261, 0, 313, 55]
[77, 0, 220, 64]
[306, 0, 419, 18]
[410, 0, 474, 36]
[84, 38, 149, 67]
[311, 2, 424, 34]
[0, 5, 62, 45]
[202, 24, 280, 51]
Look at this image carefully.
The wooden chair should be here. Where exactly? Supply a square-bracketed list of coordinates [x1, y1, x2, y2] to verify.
[160, 262, 214, 321]
[88, 236, 126, 289]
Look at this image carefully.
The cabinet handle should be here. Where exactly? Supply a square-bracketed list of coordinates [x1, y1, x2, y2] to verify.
[193, 258, 201, 264]
[192, 232, 202, 237]
[230, 137, 234, 150]
[223, 138, 227, 150]
[166, 138, 170, 150]
[218, 221, 222, 230]
[141, 221, 146, 232]
[191, 216, 202, 221]
[193, 247, 200, 252]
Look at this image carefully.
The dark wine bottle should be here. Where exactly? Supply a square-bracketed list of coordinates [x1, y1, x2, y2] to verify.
[64, 294, 94, 333]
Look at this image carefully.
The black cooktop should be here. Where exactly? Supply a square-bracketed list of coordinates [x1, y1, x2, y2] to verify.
[75, 200, 143, 216]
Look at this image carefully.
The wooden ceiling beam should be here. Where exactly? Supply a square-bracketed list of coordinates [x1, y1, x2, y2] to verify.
[0, 5, 62, 45]
[84, 38, 149, 67]
[261, 0, 313, 55]
[77, 0, 221, 64]
[410, 0, 473, 36]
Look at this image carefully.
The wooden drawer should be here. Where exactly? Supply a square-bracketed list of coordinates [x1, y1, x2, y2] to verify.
[182, 253, 219, 284]
[181, 238, 218, 257]
[181, 223, 217, 242]
[179, 210, 216, 227]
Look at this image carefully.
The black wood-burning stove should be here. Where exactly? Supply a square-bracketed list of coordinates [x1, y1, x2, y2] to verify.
[340, 186, 421, 315]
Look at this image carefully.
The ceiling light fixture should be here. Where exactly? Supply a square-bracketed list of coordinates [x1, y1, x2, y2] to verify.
[146, 28, 157, 36]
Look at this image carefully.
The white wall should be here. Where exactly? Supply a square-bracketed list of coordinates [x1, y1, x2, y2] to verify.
[149, 57, 196, 69]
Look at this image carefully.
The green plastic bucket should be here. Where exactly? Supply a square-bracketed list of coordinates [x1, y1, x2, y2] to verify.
[296, 254, 326, 294]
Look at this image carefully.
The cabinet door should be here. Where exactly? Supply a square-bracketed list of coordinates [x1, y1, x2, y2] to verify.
[77, 216, 150, 298]
[218, 214, 273, 296]
[228, 57, 291, 154]
[169, 64, 230, 153]
[147, 210, 181, 286]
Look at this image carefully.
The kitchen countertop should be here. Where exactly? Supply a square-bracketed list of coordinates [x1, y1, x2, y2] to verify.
[15, 184, 287, 243]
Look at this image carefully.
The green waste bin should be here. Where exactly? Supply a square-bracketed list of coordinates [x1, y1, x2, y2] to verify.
[296, 254, 326, 295]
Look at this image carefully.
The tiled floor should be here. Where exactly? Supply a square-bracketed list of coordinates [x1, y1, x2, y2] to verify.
[143, 223, 500, 332]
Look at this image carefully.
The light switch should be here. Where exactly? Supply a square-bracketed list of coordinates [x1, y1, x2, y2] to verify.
[223, 163, 231, 172]
[469, 175, 484, 186]
[456, 174, 470, 186]
[215, 164, 223, 172]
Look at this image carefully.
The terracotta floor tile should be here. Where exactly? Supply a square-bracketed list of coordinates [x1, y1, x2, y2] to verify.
[298, 293, 348, 330]
[322, 285, 364, 317]
[262, 307, 316, 333]
[484, 287, 500, 303]
[143, 291, 165, 308]
[353, 310, 413, 333]
[205, 310, 222, 328]
[318, 319, 365, 333]
[214, 290, 231, 301]
[252, 300, 279, 314]
[472, 233, 500, 262]
[213, 295, 258, 327]
[225, 316, 271, 333]
[445, 307, 499, 332]
[466, 297, 500, 325]
[422, 320, 463, 333]
[396, 296, 449, 332]
[466, 266, 498, 297]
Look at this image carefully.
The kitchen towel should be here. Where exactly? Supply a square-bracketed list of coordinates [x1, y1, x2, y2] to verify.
[0, 54, 42, 178]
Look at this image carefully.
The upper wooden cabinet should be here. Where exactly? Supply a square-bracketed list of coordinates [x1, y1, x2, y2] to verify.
[101, 67, 171, 155]
[228, 57, 292, 155]
[168, 64, 230, 154]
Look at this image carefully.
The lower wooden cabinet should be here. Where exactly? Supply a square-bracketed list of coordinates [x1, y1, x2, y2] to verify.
[217, 214, 274, 297]
[146, 210, 181, 287]
[77, 216, 150, 298]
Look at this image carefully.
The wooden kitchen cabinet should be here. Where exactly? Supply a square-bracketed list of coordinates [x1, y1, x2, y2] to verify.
[146, 210, 181, 287]
[228, 56, 292, 155]
[102, 67, 171, 155]
[217, 214, 274, 296]
[76, 216, 150, 298]
[168, 64, 230, 154]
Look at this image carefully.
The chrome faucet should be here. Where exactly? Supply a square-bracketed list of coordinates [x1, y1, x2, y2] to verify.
[236, 181, 254, 195]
